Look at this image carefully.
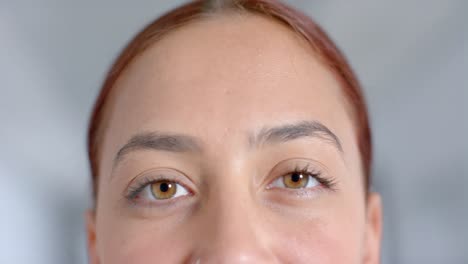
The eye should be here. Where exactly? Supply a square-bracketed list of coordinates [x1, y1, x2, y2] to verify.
[271, 171, 320, 189]
[137, 180, 189, 201]
[125, 171, 193, 205]
[266, 160, 337, 192]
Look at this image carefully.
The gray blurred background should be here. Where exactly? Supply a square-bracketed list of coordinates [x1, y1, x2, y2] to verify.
[0, 1, 467, 263]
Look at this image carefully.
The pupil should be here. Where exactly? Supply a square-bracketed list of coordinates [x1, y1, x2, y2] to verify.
[159, 182, 169, 192]
[291, 173, 301, 182]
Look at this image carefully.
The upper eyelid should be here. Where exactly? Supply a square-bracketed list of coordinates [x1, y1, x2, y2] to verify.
[266, 165, 324, 189]
[122, 159, 331, 197]
[123, 168, 195, 198]
[125, 177, 191, 202]
[291, 163, 321, 175]
[262, 158, 329, 186]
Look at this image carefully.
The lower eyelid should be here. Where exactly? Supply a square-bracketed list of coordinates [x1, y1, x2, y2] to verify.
[127, 194, 191, 210]
[267, 174, 324, 190]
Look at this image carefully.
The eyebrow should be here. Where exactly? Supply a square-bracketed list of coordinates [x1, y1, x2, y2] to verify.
[249, 120, 343, 152]
[114, 120, 342, 167]
[114, 131, 203, 164]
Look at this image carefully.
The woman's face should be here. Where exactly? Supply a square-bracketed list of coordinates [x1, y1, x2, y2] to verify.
[87, 14, 382, 264]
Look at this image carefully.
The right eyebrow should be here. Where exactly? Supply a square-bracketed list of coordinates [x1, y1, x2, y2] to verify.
[114, 131, 203, 166]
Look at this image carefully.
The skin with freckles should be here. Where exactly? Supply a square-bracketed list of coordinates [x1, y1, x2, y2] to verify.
[86, 12, 382, 264]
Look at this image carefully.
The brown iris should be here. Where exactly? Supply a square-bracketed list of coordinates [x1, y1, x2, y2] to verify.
[150, 180, 177, 199]
[283, 172, 309, 189]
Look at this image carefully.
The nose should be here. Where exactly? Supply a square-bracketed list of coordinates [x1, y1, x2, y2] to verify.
[187, 191, 279, 264]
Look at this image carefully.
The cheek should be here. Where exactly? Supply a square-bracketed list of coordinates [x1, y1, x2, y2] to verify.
[265, 199, 366, 263]
[96, 218, 194, 264]
[271, 218, 364, 263]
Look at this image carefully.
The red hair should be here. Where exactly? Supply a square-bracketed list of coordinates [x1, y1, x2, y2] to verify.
[88, 0, 372, 199]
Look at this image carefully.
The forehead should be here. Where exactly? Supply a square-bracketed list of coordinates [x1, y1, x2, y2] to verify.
[100, 13, 358, 175]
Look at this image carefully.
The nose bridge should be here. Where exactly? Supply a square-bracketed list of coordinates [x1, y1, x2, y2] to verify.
[213, 185, 255, 240]
[190, 170, 277, 264]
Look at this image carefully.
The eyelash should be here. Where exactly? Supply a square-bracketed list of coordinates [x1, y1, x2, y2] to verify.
[285, 163, 337, 190]
[124, 164, 337, 205]
[124, 175, 190, 204]
[125, 176, 152, 201]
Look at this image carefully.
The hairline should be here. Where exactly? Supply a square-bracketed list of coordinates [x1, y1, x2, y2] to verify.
[88, 2, 370, 200]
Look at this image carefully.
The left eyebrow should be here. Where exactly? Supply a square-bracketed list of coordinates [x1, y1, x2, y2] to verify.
[249, 120, 343, 152]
